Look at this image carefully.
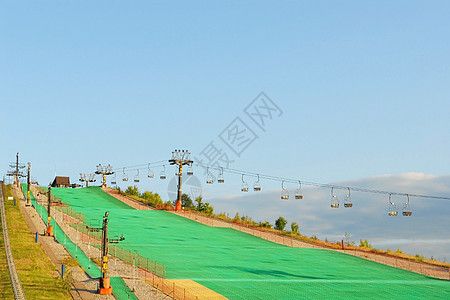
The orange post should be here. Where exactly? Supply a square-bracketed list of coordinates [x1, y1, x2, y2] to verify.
[46, 225, 53, 237]
[99, 277, 112, 295]
[175, 200, 182, 211]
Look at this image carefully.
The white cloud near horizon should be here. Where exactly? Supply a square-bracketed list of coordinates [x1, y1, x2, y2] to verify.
[208, 172, 450, 260]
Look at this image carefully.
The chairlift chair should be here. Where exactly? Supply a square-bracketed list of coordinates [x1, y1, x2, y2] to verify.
[111, 173, 117, 185]
[122, 167, 128, 182]
[330, 187, 339, 208]
[295, 181, 303, 199]
[388, 194, 398, 216]
[281, 181, 289, 200]
[217, 168, 224, 183]
[186, 165, 194, 176]
[241, 175, 248, 192]
[402, 194, 412, 216]
[206, 168, 213, 184]
[148, 164, 154, 178]
[344, 187, 353, 208]
[134, 170, 140, 183]
[254, 175, 261, 191]
[160, 165, 166, 180]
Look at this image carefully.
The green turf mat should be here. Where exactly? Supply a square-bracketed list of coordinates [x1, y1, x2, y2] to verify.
[22, 185, 137, 300]
[51, 187, 450, 299]
[110, 277, 139, 300]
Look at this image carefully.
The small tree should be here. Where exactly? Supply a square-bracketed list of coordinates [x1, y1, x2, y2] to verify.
[141, 191, 163, 206]
[359, 239, 372, 249]
[291, 222, 299, 234]
[195, 196, 203, 211]
[259, 221, 271, 228]
[344, 232, 351, 246]
[274, 217, 287, 231]
[233, 212, 240, 222]
[202, 202, 214, 215]
[125, 186, 139, 197]
[181, 193, 194, 208]
[194, 196, 214, 215]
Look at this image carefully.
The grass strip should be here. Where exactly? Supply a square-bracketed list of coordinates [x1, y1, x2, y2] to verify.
[0, 192, 14, 299]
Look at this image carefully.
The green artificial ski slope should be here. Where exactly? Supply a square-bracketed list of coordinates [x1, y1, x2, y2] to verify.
[50, 187, 450, 299]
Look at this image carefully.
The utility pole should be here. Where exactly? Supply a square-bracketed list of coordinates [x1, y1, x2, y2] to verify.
[100, 211, 112, 294]
[95, 164, 114, 188]
[86, 211, 124, 295]
[46, 185, 53, 236]
[169, 150, 193, 211]
[79, 173, 96, 187]
[15, 153, 20, 186]
[26, 162, 31, 206]
[6, 152, 25, 187]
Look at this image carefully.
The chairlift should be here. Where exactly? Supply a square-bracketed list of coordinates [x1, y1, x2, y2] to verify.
[344, 187, 353, 208]
[402, 194, 412, 216]
[241, 174, 248, 192]
[254, 174, 261, 191]
[388, 194, 398, 216]
[148, 164, 154, 178]
[206, 168, 213, 184]
[134, 169, 140, 183]
[331, 187, 339, 208]
[281, 181, 289, 200]
[122, 167, 128, 182]
[160, 165, 166, 180]
[186, 164, 194, 176]
[295, 181, 303, 199]
[111, 173, 117, 185]
[217, 167, 224, 183]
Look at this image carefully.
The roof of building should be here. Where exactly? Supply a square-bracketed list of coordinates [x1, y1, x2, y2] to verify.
[52, 176, 70, 187]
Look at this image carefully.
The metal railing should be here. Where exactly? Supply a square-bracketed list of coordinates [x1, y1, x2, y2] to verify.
[1, 181, 26, 300]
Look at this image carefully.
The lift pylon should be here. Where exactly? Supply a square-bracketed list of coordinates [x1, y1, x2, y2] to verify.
[95, 164, 114, 188]
[169, 150, 193, 211]
[46, 186, 54, 236]
[26, 162, 31, 206]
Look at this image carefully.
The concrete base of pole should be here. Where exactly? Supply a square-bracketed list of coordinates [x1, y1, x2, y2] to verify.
[175, 200, 182, 211]
[99, 277, 112, 295]
[46, 225, 54, 237]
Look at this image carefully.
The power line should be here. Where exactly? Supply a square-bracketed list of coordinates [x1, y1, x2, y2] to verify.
[111, 160, 167, 173]
[194, 162, 450, 201]
[105, 159, 450, 201]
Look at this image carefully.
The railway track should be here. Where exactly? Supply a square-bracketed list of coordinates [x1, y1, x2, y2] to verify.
[1, 181, 26, 300]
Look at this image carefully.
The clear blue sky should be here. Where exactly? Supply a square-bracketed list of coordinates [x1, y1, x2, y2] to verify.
[1, 1, 449, 258]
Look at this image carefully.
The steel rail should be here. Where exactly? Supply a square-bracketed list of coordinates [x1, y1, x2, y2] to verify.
[1, 181, 26, 300]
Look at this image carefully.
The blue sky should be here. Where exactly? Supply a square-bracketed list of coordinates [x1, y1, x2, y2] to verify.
[1, 1, 449, 259]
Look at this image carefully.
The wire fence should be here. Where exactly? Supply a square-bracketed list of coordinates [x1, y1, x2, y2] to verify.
[144, 277, 202, 300]
[26, 185, 167, 281]
[59, 212, 167, 278]
[48, 197, 230, 298]
[108, 244, 166, 278]
[54, 205, 85, 224]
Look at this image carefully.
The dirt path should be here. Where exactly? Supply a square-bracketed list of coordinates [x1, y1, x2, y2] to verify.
[106, 190, 450, 281]
[102, 188, 153, 210]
